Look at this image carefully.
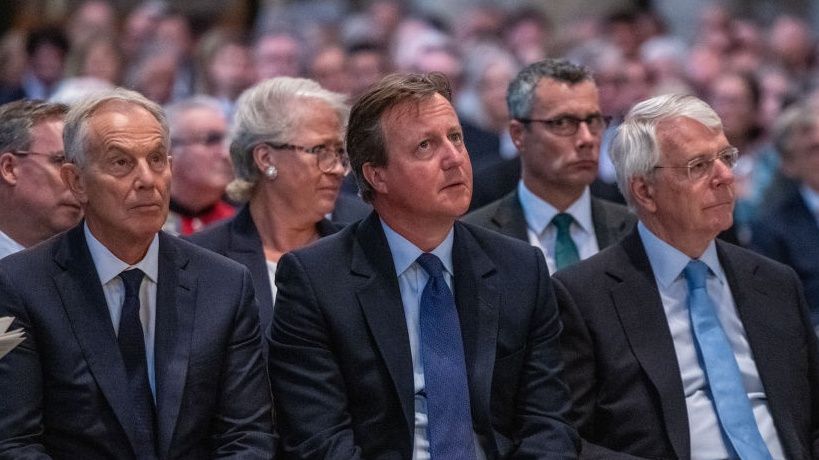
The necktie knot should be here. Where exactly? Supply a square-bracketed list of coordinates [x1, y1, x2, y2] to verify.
[683, 260, 708, 290]
[120, 268, 145, 298]
[417, 253, 445, 280]
[551, 212, 574, 232]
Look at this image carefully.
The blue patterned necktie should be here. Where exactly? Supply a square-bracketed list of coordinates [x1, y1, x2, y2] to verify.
[552, 213, 580, 270]
[416, 253, 476, 459]
[683, 260, 772, 460]
[118, 269, 158, 459]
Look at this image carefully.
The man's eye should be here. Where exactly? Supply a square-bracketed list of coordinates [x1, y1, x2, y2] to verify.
[418, 140, 430, 150]
[689, 160, 709, 174]
[309, 145, 328, 155]
[449, 132, 463, 143]
[551, 118, 574, 128]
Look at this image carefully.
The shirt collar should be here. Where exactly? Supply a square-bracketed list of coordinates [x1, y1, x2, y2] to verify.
[517, 181, 594, 235]
[380, 218, 455, 278]
[637, 221, 725, 288]
[84, 222, 160, 285]
[0, 229, 25, 257]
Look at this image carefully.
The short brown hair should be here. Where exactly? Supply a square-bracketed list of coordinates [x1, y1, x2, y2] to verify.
[346, 72, 452, 202]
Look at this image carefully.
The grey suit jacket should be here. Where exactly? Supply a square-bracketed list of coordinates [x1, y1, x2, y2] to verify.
[0, 224, 275, 459]
[268, 212, 579, 459]
[552, 228, 819, 460]
[462, 189, 636, 251]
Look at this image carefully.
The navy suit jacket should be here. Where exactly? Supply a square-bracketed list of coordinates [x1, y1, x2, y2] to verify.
[751, 183, 819, 325]
[188, 204, 340, 344]
[268, 212, 579, 459]
[553, 228, 819, 459]
[462, 189, 635, 251]
[0, 224, 275, 459]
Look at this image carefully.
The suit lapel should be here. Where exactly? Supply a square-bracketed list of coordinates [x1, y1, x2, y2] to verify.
[490, 191, 528, 241]
[225, 206, 273, 328]
[52, 225, 145, 454]
[352, 214, 415, 437]
[452, 223, 499, 433]
[610, 231, 690, 459]
[153, 234, 195, 458]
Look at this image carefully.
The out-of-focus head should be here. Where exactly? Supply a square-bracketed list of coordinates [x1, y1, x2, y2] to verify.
[768, 15, 815, 74]
[772, 102, 819, 192]
[707, 71, 761, 146]
[26, 26, 70, 87]
[612, 94, 735, 255]
[461, 44, 519, 132]
[350, 72, 472, 230]
[65, 35, 123, 84]
[66, 0, 117, 47]
[507, 59, 603, 204]
[0, 99, 81, 246]
[308, 45, 350, 95]
[197, 29, 254, 100]
[253, 32, 304, 81]
[346, 42, 391, 99]
[61, 88, 171, 258]
[166, 96, 232, 206]
[228, 76, 348, 223]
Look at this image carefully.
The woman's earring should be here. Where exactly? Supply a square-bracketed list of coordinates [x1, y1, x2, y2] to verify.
[265, 165, 278, 180]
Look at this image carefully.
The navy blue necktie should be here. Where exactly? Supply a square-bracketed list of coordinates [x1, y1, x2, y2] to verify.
[416, 253, 476, 459]
[552, 213, 580, 270]
[683, 260, 771, 460]
[118, 269, 158, 459]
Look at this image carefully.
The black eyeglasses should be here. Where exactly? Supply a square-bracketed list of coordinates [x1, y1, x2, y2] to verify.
[172, 131, 226, 148]
[9, 150, 67, 165]
[263, 142, 349, 173]
[654, 146, 739, 181]
[516, 114, 612, 136]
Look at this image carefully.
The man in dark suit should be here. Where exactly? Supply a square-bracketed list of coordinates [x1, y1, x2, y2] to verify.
[0, 89, 274, 458]
[751, 102, 819, 332]
[465, 59, 634, 273]
[268, 73, 579, 458]
[553, 94, 819, 459]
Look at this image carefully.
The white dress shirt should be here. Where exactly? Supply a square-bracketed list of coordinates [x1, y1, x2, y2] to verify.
[638, 222, 785, 460]
[0, 229, 25, 260]
[84, 223, 160, 399]
[518, 181, 599, 274]
[381, 219, 486, 460]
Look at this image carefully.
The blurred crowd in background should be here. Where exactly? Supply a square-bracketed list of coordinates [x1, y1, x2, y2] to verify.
[1, 0, 818, 245]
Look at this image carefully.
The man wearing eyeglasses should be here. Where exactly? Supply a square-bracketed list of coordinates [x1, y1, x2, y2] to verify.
[163, 96, 236, 235]
[0, 99, 82, 259]
[465, 59, 635, 274]
[552, 94, 819, 459]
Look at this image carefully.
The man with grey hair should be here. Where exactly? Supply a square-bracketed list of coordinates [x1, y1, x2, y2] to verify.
[751, 102, 819, 334]
[0, 99, 81, 259]
[0, 88, 275, 457]
[465, 58, 634, 273]
[163, 96, 235, 236]
[553, 93, 819, 459]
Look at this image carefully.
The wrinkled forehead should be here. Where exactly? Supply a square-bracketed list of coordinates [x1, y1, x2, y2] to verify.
[656, 116, 725, 159]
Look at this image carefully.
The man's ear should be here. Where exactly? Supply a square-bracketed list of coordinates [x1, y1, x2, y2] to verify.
[362, 162, 388, 194]
[509, 120, 526, 152]
[630, 176, 657, 213]
[61, 163, 88, 205]
[0, 152, 19, 185]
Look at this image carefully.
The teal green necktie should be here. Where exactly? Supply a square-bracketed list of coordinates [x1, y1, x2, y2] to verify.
[552, 213, 580, 270]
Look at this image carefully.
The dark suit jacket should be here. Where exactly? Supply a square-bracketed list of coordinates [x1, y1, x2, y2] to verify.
[552, 228, 819, 460]
[461, 119, 504, 173]
[268, 212, 579, 459]
[462, 189, 636, 251]
[751, 183, 819, 325]
[0, 224, 275, 459]
[188, 204, 340, 343]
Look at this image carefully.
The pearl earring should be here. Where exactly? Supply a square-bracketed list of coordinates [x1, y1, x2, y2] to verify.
[265, 165, 278, 180]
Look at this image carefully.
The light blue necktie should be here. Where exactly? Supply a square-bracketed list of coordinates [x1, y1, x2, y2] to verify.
[417, 253, 476, 459]
[683, 260, 772, 460]
[552, 213, 580, 270]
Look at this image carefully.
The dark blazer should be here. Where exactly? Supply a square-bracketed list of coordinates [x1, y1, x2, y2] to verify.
[0, 224, 275, 459]
[552, 228, 819, 460]
[188, 204, 340, 341]
[463, 189, 636, 251]
[268, 212, 579, 459]
[751, 183, 819, 325]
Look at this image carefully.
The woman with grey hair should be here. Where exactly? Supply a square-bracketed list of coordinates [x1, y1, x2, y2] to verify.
[189, 76, 349, 341]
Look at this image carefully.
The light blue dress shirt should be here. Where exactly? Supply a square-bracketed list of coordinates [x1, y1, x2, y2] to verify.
[84, 223, 160, 399]
[518, 181, 599, 274]
[381, 219, 485, 460]
[638, 222, 785, 459]
[0, 229, 25, 260]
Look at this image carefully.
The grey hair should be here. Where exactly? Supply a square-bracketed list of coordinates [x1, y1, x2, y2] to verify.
[64, 87, 169, 168]
[771, 102, 819, 160]
[507, 58, 594, 120]
[227, 76, 348, 202]
[164, 95, 225, 142]
[611, 93, 722, 208]
[0, 99, 68, 153]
